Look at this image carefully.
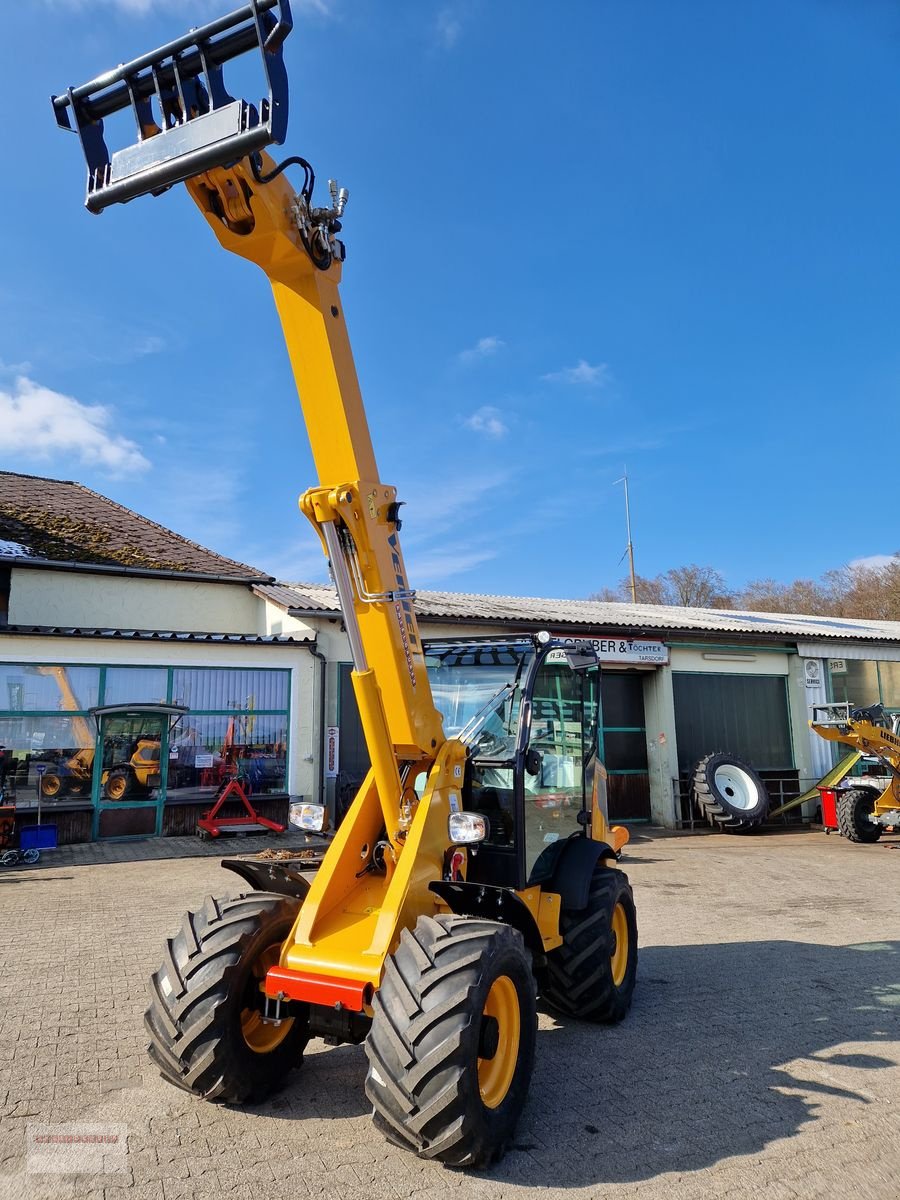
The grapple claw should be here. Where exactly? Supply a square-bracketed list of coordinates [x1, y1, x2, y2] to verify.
[52, 0, 293, 213]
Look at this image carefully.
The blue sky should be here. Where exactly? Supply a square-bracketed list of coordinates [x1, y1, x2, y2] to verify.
[1, 1, 899, 598]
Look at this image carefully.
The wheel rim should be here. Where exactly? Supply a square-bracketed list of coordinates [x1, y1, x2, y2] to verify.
[713, 764, 760, 812]
[240, 943, 294, 1054]
[477, 974, 520, 1109]
[41, 774, 62, 797]
[106, 774, 127, 801]
[611, 901, 629, 987]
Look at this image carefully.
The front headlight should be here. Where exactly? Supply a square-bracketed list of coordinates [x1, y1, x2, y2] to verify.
[289, 802, 328, 832]
[448, 811, 489, 844]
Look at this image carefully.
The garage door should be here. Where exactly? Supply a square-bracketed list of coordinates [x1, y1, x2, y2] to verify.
[673, 672, 793, 772]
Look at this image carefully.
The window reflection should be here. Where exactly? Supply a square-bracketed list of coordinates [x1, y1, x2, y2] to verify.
[168, 714, 287, 797]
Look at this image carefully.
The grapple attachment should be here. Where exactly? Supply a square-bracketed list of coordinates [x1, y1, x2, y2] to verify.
[52, 0, 293, 213]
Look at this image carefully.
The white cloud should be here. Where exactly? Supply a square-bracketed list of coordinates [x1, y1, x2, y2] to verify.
[542, 359, 610, 387]
[406, 544, 496, 584]
[0, 375, 149, 476]
[458, 335, 504, 365]
[436, 8, 462, 49]
[849, 553, 899, 572]
[464, 405, 508, 438]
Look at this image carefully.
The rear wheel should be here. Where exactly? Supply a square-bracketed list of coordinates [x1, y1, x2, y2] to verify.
[837, 788, 882, 844]
[365, 915, 536, 1168]
[542, 866, 637, 1023]
[145, 892, 308, 1102]
[692, 752, 769, 833]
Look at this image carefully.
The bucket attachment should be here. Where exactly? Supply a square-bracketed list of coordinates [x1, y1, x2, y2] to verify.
[52, 0, 293, 213]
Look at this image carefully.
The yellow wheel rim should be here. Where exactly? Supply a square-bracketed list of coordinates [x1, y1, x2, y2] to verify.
[42, 774, 62, 797]
[477, 975, 520, 1109]
[611, 901, 629, 988]
[106, 774, 127, 801]
[240, 943, 294, 1054]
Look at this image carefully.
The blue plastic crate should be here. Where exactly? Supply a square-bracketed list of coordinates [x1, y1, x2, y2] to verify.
[19, 825, 58, 851]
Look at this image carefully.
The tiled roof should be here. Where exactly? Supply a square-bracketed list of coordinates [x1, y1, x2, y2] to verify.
[0, 471, 269, 581]
[255, 582, 900, 644]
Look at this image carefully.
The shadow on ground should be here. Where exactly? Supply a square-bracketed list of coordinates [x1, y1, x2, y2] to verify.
[484, 938, 900, 1186]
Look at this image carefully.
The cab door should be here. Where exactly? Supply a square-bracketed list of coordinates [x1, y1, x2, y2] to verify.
[523, 656, 600, 877]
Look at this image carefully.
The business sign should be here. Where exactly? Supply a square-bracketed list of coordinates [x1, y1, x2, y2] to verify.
[828, 658, 847, 675]
[804, 659, 823, 689]
[325, 726, 340, 779]
[553, 636, 669, 666]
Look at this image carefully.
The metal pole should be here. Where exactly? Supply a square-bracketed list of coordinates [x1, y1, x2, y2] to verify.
[615, 469, 638, 604]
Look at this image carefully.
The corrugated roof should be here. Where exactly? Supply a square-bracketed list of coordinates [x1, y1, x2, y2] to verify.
[0, 471, 269, 582]
[0, 624, 309, 645]
[256, 582, 900, 644]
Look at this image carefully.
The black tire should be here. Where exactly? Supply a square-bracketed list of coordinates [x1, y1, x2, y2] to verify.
[145, 892, 308, 1102]
[40, 771, 65, 798]
[542, 867, 637, 1023]
[365, 915, 537, 1168]
[837, 788, 882, 844]
[692, 752, 769, 833]
[104, 768, 134, 801]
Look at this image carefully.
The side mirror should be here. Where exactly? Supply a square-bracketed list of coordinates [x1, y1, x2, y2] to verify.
[564, 643, 599, 672]
[525, 748, 542, 777]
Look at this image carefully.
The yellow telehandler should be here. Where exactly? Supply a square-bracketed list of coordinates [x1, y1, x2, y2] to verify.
[53, 1, 638, 1166]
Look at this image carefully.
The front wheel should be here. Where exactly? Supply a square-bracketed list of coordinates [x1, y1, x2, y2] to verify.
[104, 768, 134, 801]
[365, 915, 537, 1168]
[542, 866, 637, 1023]
[837, 788, 882, 844]
[145, 892, 308, 1102]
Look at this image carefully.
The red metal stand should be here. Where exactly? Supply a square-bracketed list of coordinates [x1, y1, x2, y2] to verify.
[197, 779, 285, 840]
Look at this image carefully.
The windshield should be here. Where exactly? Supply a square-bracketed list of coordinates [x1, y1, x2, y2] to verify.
[425, 642, 533, 756]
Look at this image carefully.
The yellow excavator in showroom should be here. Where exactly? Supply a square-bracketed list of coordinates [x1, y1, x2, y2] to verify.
[53, 1, 638, 1166]
[810, 702, 900, 842]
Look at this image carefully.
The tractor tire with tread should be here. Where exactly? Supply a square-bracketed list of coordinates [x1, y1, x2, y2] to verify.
[541, 866, 637, 1023]
[365, 914, 536, 1169]
[692, 751, 769, 833]
[145, 891, 308, 1102]
[837, 787, 882, 844]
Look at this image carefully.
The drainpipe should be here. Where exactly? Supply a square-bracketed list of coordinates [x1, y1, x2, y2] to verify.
[302, 640, 327, 805]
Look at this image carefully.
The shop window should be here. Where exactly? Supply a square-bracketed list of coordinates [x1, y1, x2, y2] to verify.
[0, 714, 97, 805]
[0, 663, 100, 712]
[673, 673, 792, 772]
[103, 667, 168, 707]
[603, 730, 648, 772]
[168, 713, 288, 797]
[829, 660, 880, 708]
[171, 667, 289, 712]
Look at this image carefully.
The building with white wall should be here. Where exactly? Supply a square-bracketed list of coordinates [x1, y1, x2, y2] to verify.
[3, 470, 899, 844]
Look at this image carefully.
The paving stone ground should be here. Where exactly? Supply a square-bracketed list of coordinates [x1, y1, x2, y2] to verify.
[1, 827, 898, 1200]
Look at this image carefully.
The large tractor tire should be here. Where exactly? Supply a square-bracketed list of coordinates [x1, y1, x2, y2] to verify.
[837, 788, 882, 844]
[145, 892, 308, 1102]
[365, 915, 536, 1169]
[542, 866, 637, 1023]
[692, 752, 769, 833]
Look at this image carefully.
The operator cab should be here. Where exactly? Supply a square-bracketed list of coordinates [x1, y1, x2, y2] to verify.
[424, 635, 607, 891]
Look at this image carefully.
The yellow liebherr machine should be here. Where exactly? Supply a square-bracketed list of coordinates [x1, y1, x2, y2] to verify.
[53, 1, 637, 1166]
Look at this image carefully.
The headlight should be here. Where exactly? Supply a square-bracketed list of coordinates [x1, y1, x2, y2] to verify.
[289, 802, 328, 832]
[448, 811, 489, 844]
